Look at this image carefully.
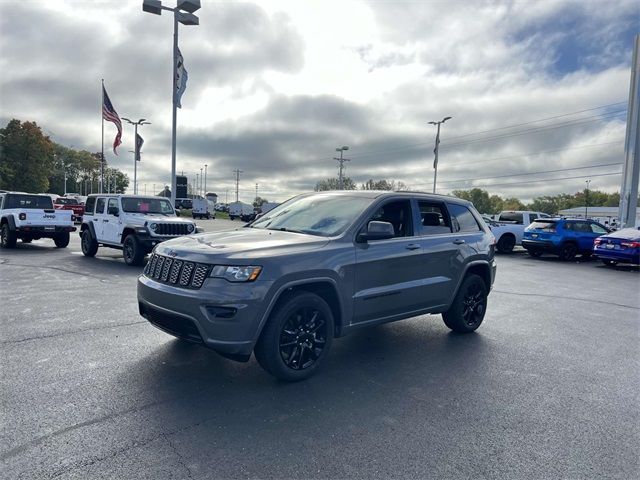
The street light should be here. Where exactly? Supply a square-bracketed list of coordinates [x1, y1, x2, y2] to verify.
[142, 0, 200, 207]
[121, 117, 151, 195]
[334, 146, 350, 190]
[428, 116, 452, 193]
[585, 179, 591, 219]
[200, 167, 203, 196]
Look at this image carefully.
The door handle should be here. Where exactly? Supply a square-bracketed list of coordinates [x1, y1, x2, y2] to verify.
[405, 243, 420, 250]
[92, 218, 97, 221]
[103, 219, 109, 222]
[453, 239, 465, 245]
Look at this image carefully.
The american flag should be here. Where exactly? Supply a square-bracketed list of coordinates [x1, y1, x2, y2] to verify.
[102, 85, 122, 155]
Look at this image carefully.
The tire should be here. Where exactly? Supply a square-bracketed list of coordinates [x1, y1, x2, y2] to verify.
[496, 234, 516, 253]
[527, 248, 543, 258]
[81, 229, 98, 257]
[54, 232, 70, 248]
[123, 234, 145, 266]
[559, 242, 578, 261]
[1, 223, 17, 248]
[442, 274, 488, 333]
[601, 259, 617, 266]
[254, 292, 334, 382]
[192, 214, 196, 219]
[581, 252, 592, 259]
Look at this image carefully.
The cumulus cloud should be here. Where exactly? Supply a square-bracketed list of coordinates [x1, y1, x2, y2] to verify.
[0, 0, 635, 202]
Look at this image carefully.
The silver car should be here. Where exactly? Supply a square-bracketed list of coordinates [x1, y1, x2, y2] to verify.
[138, 191, 497, 381]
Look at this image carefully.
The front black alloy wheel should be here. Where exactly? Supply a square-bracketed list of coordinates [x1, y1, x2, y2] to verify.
[255, 292, 334, 381]
[442, 274, 488, 333]
[123, 234, 145, 266]
[81, 229, 98, 257]
[497, 234, 516, 253]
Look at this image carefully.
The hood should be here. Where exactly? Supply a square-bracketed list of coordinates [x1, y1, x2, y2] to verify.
[154, 227, 329, 262]
[126, 213, 195, 225]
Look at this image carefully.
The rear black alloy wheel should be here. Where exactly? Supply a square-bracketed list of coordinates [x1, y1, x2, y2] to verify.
[255, 292, 334, 381]
[1, 223, 17, 248]
[559, 242, 578, 261]
[81, 229, 98, 257]
[54, 232, 70, 248]
[442, 274, 487, 333]
[497, 234, 515, 253]
[123, 234, 145, 266]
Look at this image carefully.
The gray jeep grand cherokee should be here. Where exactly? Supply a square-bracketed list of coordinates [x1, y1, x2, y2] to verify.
[138, 191, 496, 381]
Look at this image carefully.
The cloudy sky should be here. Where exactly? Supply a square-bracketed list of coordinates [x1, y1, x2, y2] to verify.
[0, 0, 637, 203]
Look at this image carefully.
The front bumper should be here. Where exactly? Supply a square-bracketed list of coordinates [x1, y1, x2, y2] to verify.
[136, 232, 196, 252]
[137, 275, 274, 359]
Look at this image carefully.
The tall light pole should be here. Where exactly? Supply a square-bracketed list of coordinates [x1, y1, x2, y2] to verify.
[122, 117, 150, 195]
[204, 164, 208, 196]
[200, 167, 203, 196]
[195, 173, 199, 197]
[255, 183, 258, 204]
[333, 146, 350, 190]
[143, 0, 200, 207]
[429, 116, 452, 193]
[585, 179, 591, 219]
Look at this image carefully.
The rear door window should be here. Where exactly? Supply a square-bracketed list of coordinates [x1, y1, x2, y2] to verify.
[590, 223, 608, 234]
[417, 201, 452, 235]
[448, 204, 482, 233]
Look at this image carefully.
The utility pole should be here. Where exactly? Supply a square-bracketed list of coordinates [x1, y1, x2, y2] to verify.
[619, 34, 640, 228]
[204, 164, 208, 196]
[334, 146, 350, 190]
[233, 169, 243, 202]
[429, 116, 452, 193]
[195, 173, 199, 197]
[585, 179, 591, 219]
[200, 167, 203, 196]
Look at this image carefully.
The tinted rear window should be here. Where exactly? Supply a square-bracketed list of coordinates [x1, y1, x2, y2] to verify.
[498, 212, 524, 224]
[6, 194, 53, 209]
[529, 221, 557, 232]
[448, 203, 482, 233]
[55, 198, 79, 205]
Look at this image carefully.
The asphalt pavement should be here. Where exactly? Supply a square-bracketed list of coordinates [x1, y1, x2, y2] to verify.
[1, 222, 638, 479]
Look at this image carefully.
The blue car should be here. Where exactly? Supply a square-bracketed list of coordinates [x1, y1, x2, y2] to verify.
[522, 218, 610, 261]
[593, 228, 640, 266]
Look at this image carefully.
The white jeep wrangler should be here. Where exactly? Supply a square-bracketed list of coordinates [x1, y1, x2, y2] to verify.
[79, 194, 198, 266]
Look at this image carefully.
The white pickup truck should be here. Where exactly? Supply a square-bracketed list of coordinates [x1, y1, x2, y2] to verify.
[485, 210, 551, 253]
[0, 192, 76, 248]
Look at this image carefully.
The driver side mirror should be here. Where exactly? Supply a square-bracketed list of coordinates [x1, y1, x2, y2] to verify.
[107, 206, 119, 216]
[357, 221, 395, 243]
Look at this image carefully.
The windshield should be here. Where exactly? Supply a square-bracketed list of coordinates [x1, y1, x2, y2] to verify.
[121, 197, 175, 215]
[6, 194, 53, 209]
[250, 194, 373, 237]
[528, 221, 557, 232]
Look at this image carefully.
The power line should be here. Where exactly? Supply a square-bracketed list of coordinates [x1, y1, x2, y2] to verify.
[437, 171, 622, 190]
[343, 103, 627, 161]
[437, 162, 623, 185]
[440, 140, 623, 168]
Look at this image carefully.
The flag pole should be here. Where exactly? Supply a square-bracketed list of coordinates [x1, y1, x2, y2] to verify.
[101, 78, 105, 194]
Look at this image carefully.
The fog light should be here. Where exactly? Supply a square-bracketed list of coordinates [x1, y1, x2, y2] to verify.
[205, 306, 237, 319]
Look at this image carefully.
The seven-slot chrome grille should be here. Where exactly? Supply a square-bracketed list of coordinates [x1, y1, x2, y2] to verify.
[144, 253, 211, 289]
[154, 223, 191, 236]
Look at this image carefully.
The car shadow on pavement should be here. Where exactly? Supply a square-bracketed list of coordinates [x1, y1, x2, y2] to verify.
[126, 318, 492, 449]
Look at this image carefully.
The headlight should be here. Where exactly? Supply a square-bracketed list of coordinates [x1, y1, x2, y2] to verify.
[149, 223, 158, 232]
[187, 223, 195, 233]
[210, 265, 262, 282]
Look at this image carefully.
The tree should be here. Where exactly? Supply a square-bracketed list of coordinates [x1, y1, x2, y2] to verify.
[452, 188, 495, 214]
[314, 177, 356, 191]
[502, 197, 525, 211]
[0, 119, 55, 192]
[253, 196, 269, 207]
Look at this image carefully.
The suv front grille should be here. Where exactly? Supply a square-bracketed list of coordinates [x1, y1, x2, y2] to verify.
[155, 223, 190, 236]
[144, 253, 211, 289]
